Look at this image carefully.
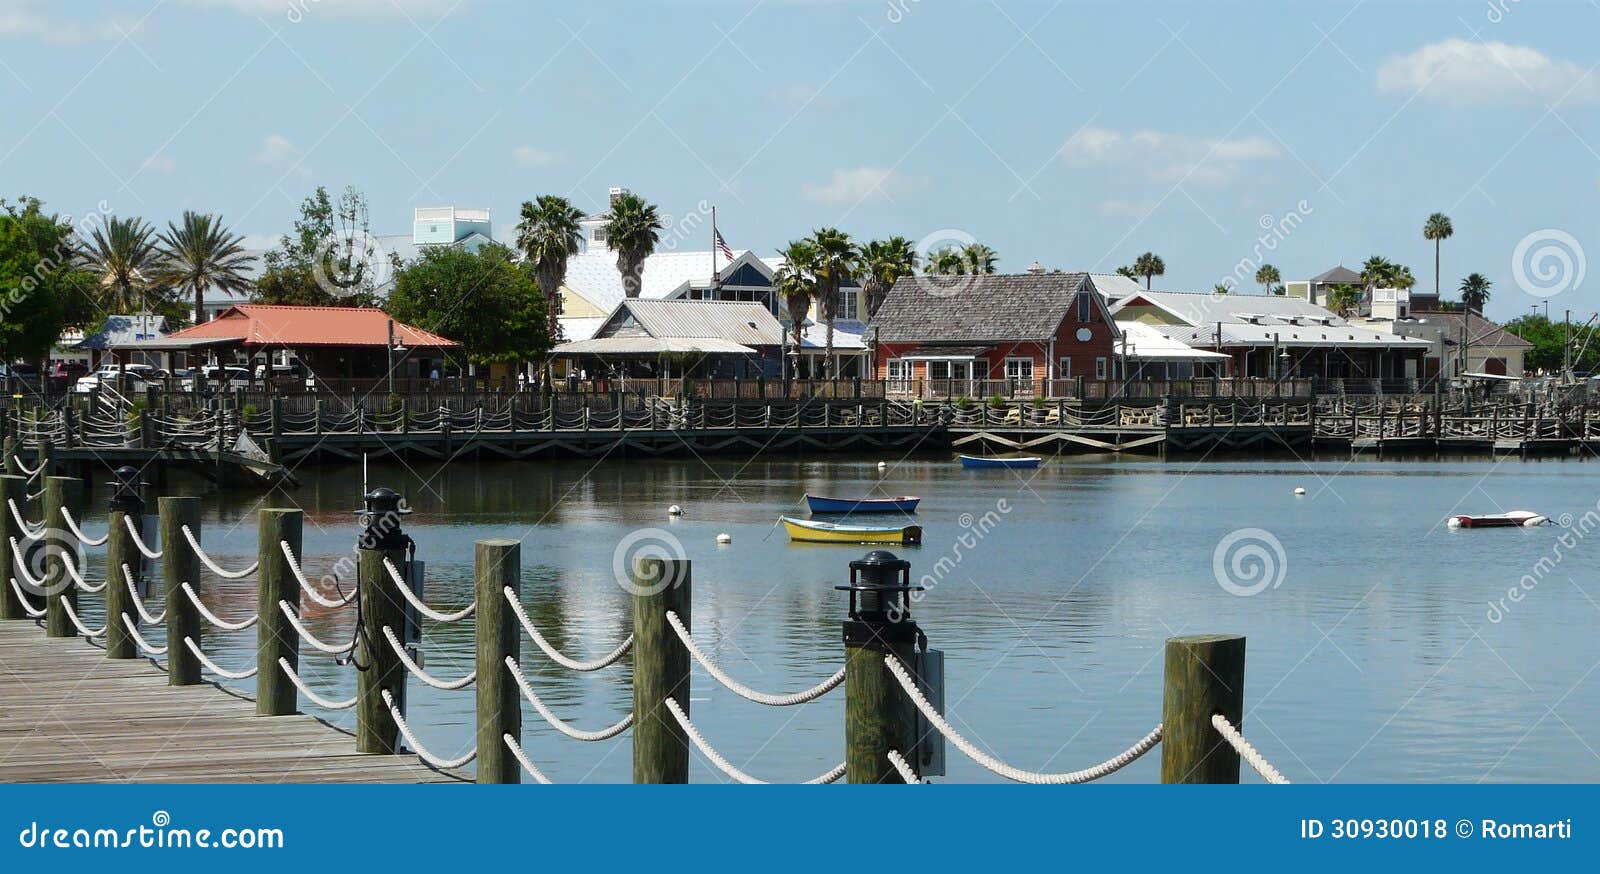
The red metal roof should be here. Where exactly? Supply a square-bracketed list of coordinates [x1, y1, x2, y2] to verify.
[163, 305, 458, 349]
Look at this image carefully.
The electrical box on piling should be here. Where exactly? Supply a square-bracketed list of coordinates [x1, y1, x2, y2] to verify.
[914, 648, 946, 777]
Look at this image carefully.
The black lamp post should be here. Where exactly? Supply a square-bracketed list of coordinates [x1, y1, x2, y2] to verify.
[355, 486, 411, 551]
[837, 550, 926, 783]
[108, 466, 146, 516]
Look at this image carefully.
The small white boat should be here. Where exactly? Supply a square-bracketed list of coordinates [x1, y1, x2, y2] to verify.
[1446, 510, 1550, 529]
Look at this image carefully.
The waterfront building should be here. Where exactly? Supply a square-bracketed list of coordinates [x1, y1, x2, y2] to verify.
[551, 298, 784, 382]
[1361, 308, 1531, 378]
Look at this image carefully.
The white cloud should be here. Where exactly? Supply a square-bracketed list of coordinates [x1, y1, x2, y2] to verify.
[802, 166, 897, 205]
[512, 145, 557, 167]
[0, 3, 131, 44]
[1377, 39, 1600, 107]
[1096, 199, 1157, 220]
[141, 154, 177, 175]
[1062, 126, 1279, 186]
[252, 133, 301, 165]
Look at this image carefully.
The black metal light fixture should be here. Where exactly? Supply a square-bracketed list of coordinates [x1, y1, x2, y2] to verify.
[108, 465, 146, 516]
[837, 550, 925, 647]
[355, 486, 412, 550]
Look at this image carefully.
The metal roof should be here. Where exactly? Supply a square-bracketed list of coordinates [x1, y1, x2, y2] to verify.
[1117, 321, 1229, 360]
[554, 337, 755, 356]
[594, 298, 784, 346]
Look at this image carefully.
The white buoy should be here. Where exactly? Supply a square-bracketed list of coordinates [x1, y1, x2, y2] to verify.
[716, 532, 732, 544]
[668, 504, 683, 516]
[1447, 516, 1464, 529]
[877, 461, 888, 470]
[1293, 487, 1306, 496]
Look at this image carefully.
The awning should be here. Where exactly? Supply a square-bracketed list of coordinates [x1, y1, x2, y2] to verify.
[898, 346, 993, 360]
[111, 336, 243, 351]
[553, 337, 757, 356]
[1460, 371, 1519, 381]
[1117, 322, 1229, 361]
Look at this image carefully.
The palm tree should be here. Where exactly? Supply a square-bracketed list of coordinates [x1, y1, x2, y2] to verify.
[807, 227, 859, 379]
[1391, 264, 1417, 291]
[1459, 272, 1492, 314]
[1115, 265, 1140, 281]
[927, 246, 967, 275]
[1423, 212, 1453, 297]
[1327, 283, 1361, 317]
[1132, 252, 1165, 289]
[157, 212, 255, 325]
[603, 193, 663, 298]
[516, 195, 585, 342]
[80, 215, 165, 314]
[859, 236, 918, 320]
[961, 242, 998, 275]
[774, 240, 817, 372]
[1212, 283, 1231, 295]
[1254, 264, 1281, 297]
[1360, 255, 1396, 290]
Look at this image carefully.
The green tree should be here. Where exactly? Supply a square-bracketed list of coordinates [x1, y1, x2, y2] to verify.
[1254, 263, 1281, 297]
[1459, 272, 1492, 314]
[158, 211, 255, 324]
[1131, 251, 1165, 289]
[1327, 283, 1361, 317]
[961, 242, 998, 275]
[1212, 283, 1231, 294]
[1423, 212, 1453, 297]
[604, 192, 663, 299]
[0, 198, 97, 365]
[859, 236, 918, 320]
[774, 240, 816, 362]
[1115, 265, 1139, 281]
[927, 246, 967, 275]
[806, 227, 858, 378]
[515, 194, 584, 342]
[386, 243, 550, 366]
[80, 215, 167, 314]
[254, 186, 381, 308]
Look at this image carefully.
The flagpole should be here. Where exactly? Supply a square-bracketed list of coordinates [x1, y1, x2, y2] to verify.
[710, 205, 717, 295]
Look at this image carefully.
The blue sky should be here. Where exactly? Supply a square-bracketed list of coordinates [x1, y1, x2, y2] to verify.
[1, 0, 1597, 321]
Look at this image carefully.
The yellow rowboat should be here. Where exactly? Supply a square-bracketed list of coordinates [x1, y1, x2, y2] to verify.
[781, 516, 922, 545]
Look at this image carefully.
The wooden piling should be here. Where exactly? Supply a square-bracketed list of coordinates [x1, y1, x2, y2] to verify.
[632, 556, 690, 784]
[42, 476, 83, 638]
[844, 626, 919, 784]
[1, 436, 15, 475]
[0, 474, 27, 619]
[356, 541, 409, 753]
[161, 496, 203, 685]
[476, 539, 521, 784]
[1160, 634, 1246, 784]
[256, 508, 303, 716]
[103, 502, 141, 659]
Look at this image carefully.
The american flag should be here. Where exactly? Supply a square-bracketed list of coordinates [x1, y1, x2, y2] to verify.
[715, 229, 734, 261]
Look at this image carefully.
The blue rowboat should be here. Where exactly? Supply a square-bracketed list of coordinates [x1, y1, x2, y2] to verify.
[959, 454, 1042, 469]
[805, 494, 921, 514]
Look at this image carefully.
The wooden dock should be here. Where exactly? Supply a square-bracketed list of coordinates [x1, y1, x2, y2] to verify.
[0, 623, 463, 783]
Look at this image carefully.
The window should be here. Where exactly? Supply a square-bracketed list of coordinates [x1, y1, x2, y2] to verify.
[1005, 358, 1034, 382]
[886, 359, 910, 382]
[592, 227, 607, 244]
[1095, 356, 1108, 380]
[837, 289, 860, 321]
[1058, 358, 1071, 380]
[1077, 290, 1091, 323]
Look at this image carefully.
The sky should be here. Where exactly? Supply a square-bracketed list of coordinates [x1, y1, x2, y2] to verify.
[1, 0, 1597, 322]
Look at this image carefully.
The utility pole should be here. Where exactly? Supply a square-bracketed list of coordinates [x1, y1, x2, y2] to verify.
[1564, 309, 1572, 383]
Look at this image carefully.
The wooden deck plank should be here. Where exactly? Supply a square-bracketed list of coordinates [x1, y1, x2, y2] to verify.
[0, 622, 465, 784]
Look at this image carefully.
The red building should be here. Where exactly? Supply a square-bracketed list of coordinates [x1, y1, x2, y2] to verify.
[871, 272, 1119, 396]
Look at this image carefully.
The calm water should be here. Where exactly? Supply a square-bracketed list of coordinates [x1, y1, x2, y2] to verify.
[69, 452, 1600, 783]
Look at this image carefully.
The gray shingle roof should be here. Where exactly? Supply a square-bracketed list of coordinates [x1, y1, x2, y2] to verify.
[1309, 265, 1362, 284]
[1411, 309, 1532, 349]
[873, 272, 1089, 342]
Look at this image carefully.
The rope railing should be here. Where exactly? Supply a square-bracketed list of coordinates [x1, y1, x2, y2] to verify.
[10, 539, 46, 590]
[282, 541, 356, 608]
[381, 689, 477, 769]
[502, 733, 554, 784]
[505, 656, 632, 742]
[504, 586, 633, 672]
[183, 637, 259, 680]
[61, 554, 106, 594]
[278, 658, 357, 710]
[278, 600, 355, 654]
[887, 749, 921, 784]
[11, 455, 38, 476]
[382, 557, 475, 622]
[381, 626, 475, 690]
[1211, 714, 1290, 784]
[120, 613, 167, 654]
[122, 565, 165, 624]
[885, 655, 1163, 784]
[59, 597, 106, 638]
[8, 577, 44, 617]
[663, 698, 844, 784]
[8, 499, 43, 540]
[180, 582, 256, 630]
[666, 611, 845, 706]
[124, 515, 162, 559]
[180, 526, 258, 579]
[59, 508, 108, 547]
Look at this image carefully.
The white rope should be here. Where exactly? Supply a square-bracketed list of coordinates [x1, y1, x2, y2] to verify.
[181, 582, 256, 630]
[12, 455, 38, 476]
[59, 597, 106, 638]
[887, 749, 921, 784]
[183, 637, 258, 679]
[8, 577, 44, 616]
[1211, 714, 1290, 784]
[380, 626, 475, 690]
[120, 613, 167, 654]
[383, 557, 474, 622]
[662, 697, 843, 784]
[282, 541, 355, 608]
[59, 508, 108, 547]
[278, 600, 354, 654]
[10, 538, 45, 589]
[504, 586, 633, 672]
[278, 658, 356, 709]
[124, 515, 161, 558]
[122, 565, 165, 624]
[502, 733, 554, 784]
[381, 689, 477, 769]
[61, 554, 106, 594]
[505, 656, 632, 741]
[885, 655, 1163, 784]
[667, 611, 844, 706]
[181, 526, 258, 579]
[8, 499, 43, 540]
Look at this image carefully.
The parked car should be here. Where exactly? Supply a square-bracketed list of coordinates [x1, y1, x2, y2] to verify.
[50, 361, 89, 381]
[0, 363, 42, 386]
[72, 365, 164, 394]
[180, 366, 252, 393]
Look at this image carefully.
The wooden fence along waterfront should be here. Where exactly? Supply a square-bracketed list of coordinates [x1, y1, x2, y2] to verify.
[0, 475, 1292, 784]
